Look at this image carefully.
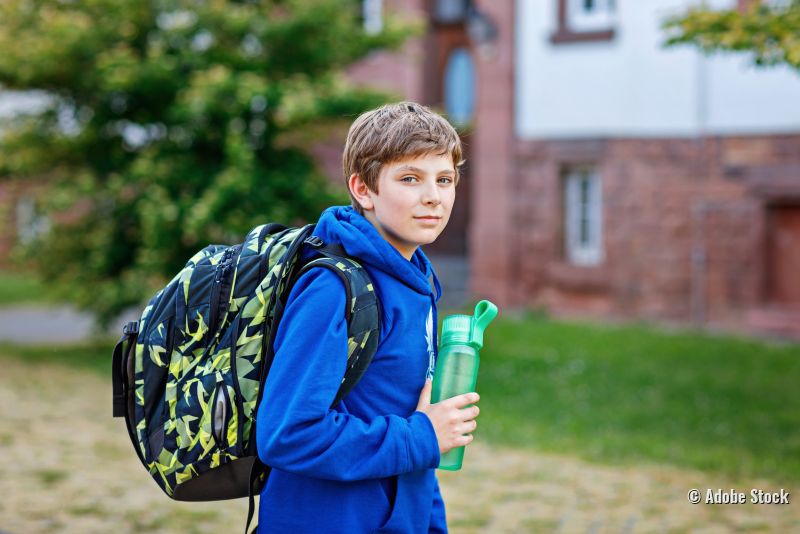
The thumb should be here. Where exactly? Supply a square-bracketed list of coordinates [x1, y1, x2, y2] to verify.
[416, 379, 432, 411]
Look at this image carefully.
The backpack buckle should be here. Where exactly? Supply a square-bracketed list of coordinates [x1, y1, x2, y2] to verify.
[123, 321, 139, 336]
[304, 236, 325, 248]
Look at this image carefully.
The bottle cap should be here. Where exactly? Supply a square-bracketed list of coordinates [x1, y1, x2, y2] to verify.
[441, 314, 473, 346]
[440, 300, 498, 350]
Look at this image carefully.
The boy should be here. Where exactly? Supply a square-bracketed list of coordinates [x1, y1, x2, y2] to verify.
[255, 102, 481, 533]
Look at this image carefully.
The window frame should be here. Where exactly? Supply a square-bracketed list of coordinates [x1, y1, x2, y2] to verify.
[563, 167, 604, 266]
[550, 0, 616, 45]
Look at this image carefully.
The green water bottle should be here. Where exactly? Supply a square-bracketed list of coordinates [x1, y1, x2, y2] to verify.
[431, 300, 498, 471]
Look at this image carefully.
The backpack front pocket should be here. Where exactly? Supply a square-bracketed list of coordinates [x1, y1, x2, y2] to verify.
[166, 368, 242, 472]
[211, 378, 238, 455]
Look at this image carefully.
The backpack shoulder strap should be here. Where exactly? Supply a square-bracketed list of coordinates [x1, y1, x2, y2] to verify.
[244, 239, 381, 534]
[294, 245, 381, 407]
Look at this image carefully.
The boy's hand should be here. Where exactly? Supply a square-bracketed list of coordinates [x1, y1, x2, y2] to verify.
[415, 379, 480, 454]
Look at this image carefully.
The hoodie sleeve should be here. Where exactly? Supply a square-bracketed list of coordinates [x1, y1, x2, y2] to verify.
[255, 267, 440, 481]
[429, 477, 448, 533]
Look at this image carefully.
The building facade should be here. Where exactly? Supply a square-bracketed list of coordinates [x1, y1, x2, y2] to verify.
[469, 0, 800, 336]
[351, 0, 800, 336]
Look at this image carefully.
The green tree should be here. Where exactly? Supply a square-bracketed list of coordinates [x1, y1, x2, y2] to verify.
[663, 0, 800, 71]
[0, 0, 413, 325]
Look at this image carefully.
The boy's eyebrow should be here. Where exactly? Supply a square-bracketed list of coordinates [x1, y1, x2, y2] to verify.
[394, 165, 455, 175]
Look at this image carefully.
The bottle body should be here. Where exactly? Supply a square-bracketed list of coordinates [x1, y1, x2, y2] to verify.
[430, 343, 480, 470]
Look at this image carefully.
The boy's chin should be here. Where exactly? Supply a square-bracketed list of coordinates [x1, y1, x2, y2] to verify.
[416, 231, 444, 247]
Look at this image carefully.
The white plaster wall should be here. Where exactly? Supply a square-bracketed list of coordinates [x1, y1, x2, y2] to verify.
[516, 0, 800, 139]
[706, 54, 800, 133]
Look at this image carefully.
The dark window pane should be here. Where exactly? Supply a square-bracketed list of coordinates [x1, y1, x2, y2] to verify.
[444, 47, 476, 126]
[434, 0, 469, 23]
[580, 178, 590, 244]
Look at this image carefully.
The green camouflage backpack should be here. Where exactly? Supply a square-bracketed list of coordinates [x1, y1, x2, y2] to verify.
[111, 223, 380, 519]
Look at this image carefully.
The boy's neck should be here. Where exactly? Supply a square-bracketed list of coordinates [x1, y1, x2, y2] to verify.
[362, 210, 417, 261]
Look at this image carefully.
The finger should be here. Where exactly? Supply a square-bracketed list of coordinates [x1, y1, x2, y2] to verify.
[458, 434, 474, 446]
[460, 405, 480, 421]
[457, 420, 477, 434]
[446, 391, 480, 409]
[416, 379, 432, 410]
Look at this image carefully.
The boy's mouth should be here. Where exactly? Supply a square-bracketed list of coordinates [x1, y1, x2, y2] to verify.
[414, 216, 442, 227]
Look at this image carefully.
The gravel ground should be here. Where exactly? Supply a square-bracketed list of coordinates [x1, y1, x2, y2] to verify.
[1, 358, 796, 533]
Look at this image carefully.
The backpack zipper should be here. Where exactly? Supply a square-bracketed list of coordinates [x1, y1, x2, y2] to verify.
[211, 380, 233, 463]
[205, 246, 238, 345]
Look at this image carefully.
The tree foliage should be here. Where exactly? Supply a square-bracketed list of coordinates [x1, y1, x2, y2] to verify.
[0, 0, 413, 325]
[663, 0, 800, 71]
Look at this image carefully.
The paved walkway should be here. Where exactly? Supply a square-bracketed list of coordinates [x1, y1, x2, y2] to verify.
[426, 253, 470, 310]
[0, 255, 470, 345]
[0, 305, 136, 343]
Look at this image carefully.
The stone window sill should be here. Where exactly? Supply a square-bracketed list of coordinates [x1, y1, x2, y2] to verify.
[547, 260, 610, 292]
[549, 28, 615, 45]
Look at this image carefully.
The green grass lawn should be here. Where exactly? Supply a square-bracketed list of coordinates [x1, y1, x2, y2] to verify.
[0, 271, 54, 305]
[2, 314, 798, 484]
[477, 313, 800, 484]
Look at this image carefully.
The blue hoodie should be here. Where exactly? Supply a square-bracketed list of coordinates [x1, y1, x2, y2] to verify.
[256, 206, 447, 533]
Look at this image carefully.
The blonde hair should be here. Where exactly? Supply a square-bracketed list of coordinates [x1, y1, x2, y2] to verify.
[342, 102, 464, 213]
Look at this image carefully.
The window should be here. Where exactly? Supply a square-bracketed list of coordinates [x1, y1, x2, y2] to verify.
[443, 47, 475, 127]
[16, 196, 50, 245]
[568, 0, 616, 32]
[563, 168, 603, 266]
[432, 0, 471, 24]
[551, 0, 616, 44]
[363, 0, 383, 35]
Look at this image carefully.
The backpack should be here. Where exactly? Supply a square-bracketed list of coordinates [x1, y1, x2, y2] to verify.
[111, 222, 380, 529]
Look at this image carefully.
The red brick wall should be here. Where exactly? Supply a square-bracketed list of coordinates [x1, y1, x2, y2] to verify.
[510, 135, 800, 335]
[345, 0, 429, 103]
[470, 0, 519, 307]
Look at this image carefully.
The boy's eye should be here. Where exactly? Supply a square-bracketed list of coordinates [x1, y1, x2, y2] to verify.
[438, 176, 454, 184]
[400, 175, 417, 182]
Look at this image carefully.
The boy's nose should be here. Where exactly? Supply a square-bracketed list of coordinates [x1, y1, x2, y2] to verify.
[421, 183, 441, 206]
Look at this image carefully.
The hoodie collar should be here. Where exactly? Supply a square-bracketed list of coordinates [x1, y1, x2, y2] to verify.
[313, 206, 441, 298]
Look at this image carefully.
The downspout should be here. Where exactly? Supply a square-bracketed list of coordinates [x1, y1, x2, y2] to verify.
[691, 8, 710, 326]
[691, 201, 707, 326]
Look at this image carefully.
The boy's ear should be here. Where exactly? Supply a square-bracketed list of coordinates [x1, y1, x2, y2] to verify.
[348, 173, 374, 211]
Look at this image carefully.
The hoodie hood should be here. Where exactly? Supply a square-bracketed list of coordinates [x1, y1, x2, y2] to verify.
[312, 206, 441, 298]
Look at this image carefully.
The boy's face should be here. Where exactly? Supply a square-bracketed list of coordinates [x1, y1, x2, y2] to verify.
[351, 152, 456, 260]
